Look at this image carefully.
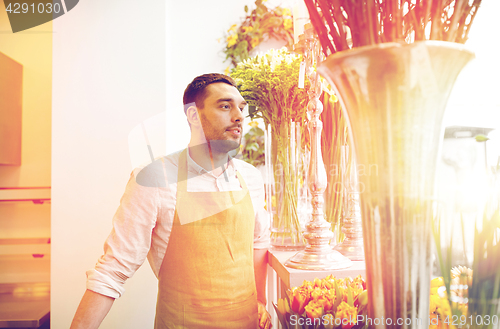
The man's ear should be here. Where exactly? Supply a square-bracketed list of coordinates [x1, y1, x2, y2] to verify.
[186, 105, 201, 127]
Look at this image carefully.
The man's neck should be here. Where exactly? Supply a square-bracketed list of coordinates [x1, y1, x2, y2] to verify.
[187, 142, 230, 177]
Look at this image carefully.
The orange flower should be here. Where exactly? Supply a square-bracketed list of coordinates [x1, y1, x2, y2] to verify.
[305, 300, 323, 319]
[321, 276, 335, 290]
[351, 274, 366, 290]
[350, 285, 364, 302]
[314, 278, 322, 288]
[317, 295, 333, 312]
[311, 287, 323, 300]
[335, 301, 358, 329]
[290, 287, 310, 315]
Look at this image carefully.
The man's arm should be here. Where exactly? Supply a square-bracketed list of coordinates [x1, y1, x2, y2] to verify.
[70, 289, 115, 329]
[254, 248, 272, 329]
[254, 248, 268, 304]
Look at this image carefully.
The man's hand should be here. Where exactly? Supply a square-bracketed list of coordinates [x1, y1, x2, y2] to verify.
[257, 301, 272, 329]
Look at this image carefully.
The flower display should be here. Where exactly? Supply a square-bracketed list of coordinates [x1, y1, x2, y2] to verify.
[222, 0, 294, 67]
[274, 275, 368, 329]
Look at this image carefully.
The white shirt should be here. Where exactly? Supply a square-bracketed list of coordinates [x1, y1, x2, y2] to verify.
[86, 149, 270, 298]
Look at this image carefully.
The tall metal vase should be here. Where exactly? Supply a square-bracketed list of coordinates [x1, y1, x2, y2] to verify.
[318, 41, 474, 328]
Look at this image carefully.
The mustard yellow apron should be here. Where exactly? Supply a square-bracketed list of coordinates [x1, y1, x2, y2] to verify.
[154, 149, 258, 329]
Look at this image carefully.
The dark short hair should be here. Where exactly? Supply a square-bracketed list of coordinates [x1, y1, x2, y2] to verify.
[183, 73, 237, 114]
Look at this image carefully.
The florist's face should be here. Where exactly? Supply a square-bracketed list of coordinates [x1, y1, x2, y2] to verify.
[198, 82, 246, 152]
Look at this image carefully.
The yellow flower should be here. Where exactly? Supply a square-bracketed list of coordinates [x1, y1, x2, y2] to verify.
[431, 277, 445, 288]
[282, 8, 292, 16]
[227, 34, 238, 48]
[429, 294, 440, 313]
[250, 37, 260, 48]
[227, 24, 237, 33]
[283, 18, 293, 30]
[224, 66, 231, 76]
[248, 121, 259, 128]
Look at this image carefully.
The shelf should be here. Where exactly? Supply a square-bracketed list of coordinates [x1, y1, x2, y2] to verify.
[0, 238, 50, 245]
[0, 187, 51, 204]
[0, 255, 50, 284]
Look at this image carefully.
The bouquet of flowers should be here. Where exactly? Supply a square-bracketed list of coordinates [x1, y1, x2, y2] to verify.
[231, 48, 310, 247]
[303, 0, 482, 57]
[274, 275, 368, 329]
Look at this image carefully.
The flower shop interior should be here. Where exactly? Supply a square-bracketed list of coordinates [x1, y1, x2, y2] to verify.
[0, 0, 499, 328]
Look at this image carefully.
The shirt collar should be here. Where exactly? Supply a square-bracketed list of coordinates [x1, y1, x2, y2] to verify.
[186, 147, 237, 177]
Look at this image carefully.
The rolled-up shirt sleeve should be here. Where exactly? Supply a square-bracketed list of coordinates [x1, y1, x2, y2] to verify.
[86, 172, 159, 298]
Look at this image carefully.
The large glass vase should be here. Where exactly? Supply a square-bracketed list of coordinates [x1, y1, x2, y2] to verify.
[265, 119, 309, 250]
[318, 41, 474, 328]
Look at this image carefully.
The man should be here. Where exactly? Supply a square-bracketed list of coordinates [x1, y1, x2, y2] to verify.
[70, 74, 272, 329]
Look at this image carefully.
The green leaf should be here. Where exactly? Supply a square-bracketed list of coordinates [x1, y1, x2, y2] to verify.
[475, 134, 490, 142]
[247, 142, 260, 152]
[333, 280, 342, 312]
[272, 302, 289, 329]
[346, 284, 354, 307]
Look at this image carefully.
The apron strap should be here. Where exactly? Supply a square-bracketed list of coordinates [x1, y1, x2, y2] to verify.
[177, 149, 189, 192]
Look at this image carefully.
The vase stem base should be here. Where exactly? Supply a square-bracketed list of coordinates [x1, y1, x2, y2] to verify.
[333, 242, 365, 261]
[284, 248, 352, 270]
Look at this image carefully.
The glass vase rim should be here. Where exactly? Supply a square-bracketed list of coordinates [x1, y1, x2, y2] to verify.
[319, 40, 475, 66]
